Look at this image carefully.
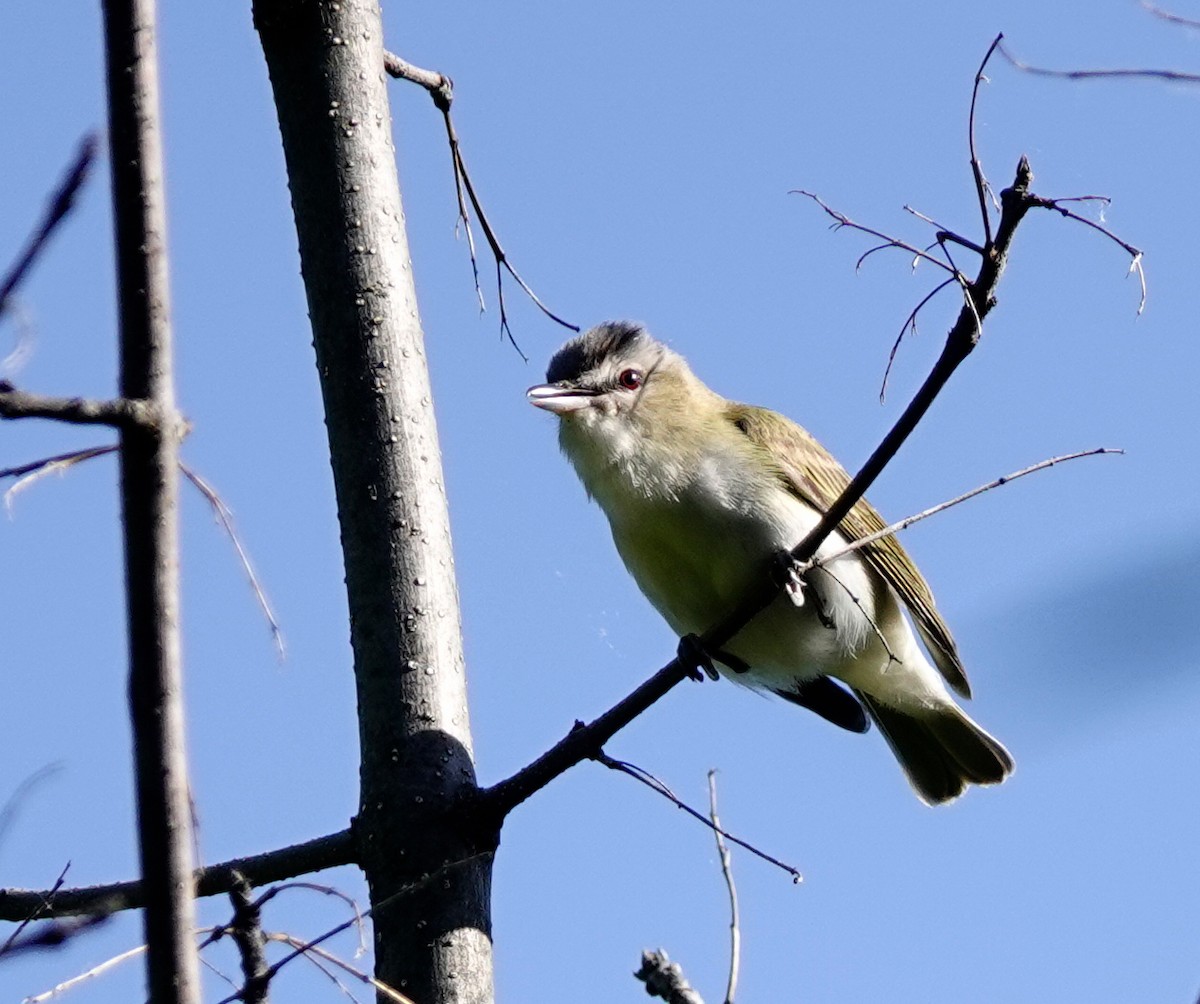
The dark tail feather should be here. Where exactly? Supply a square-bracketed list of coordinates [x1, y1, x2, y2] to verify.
[855, 692, 1014, 805]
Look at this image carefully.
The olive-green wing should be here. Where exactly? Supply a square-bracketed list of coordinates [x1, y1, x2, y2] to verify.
[727, 403, 971, 698]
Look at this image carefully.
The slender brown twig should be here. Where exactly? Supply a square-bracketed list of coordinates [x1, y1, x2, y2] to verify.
[593, 753, 803, 883]
[707, 772, 740, 1004]
[382, 48, 579, 353]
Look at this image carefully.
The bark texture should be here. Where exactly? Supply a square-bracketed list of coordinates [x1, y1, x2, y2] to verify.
[254, 2, 494, 1001]
[102, 0, 199, 1001]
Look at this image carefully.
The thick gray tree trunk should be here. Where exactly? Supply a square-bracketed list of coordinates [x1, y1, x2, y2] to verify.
[254, 2, 495, 1002]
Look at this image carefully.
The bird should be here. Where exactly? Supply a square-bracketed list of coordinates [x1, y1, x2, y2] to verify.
[526, 321, 1013, 805]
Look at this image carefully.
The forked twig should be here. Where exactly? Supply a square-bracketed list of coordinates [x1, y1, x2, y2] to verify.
[382, 49, 579, 355]
[707, 772, 740, 1004]
[593, 752, 803, 883]
[1027, 197, 1146, 313]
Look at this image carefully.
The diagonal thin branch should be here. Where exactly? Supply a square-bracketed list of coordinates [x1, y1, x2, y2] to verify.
[179, 464, 284, 659]
[593, 753, 803, 883]
[0, 134, 98, 319]
[811, 448, 1122, 569]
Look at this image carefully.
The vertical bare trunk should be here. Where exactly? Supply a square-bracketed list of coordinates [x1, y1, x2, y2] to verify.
[254, 2, 495, 1002]
[101, 1, 199, 1002]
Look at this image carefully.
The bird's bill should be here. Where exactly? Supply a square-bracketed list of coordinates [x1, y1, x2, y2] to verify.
[526, 383, 598, 415]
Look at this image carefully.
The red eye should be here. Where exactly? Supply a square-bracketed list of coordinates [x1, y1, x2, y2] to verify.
[618, 368, 643, 390]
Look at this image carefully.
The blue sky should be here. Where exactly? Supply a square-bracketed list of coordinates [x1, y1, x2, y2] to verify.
[4, 1, 1200, 1001]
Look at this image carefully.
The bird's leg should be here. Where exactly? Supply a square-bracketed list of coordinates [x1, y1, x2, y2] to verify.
[677, 633, 720, 681]
[771, 550, 836, 629]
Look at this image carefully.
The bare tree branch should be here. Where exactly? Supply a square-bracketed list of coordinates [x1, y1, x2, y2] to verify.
[180, 464, 284, 659]
[0, 134, 98, 319]
[101, 0, 199, 998]
[1141, 0, 1200, 29]
[592, 753, 803, 883]
[0, 828, 355, 921]
[0, 387, 156, 428]
[999, 39, 1200, 83]
[707, 772, 740, 1004]
[812, 448, 1122, 569]
[382, 48, 579, 353]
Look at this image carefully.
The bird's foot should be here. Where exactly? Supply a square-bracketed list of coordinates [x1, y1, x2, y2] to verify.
[677, 633, 719, 681]
[771, 551, 836, 628]
[771, 551, 809, 607]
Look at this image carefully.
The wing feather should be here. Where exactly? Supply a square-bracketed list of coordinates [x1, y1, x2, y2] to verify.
[727, 403, 971, 698]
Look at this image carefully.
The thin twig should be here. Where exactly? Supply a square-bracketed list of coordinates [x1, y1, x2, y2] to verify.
[25, 944, 148, 1003]
[179, 464, 284, 659]
[813, 566, 900, 666]
[881, 276, 956, 402]
[0, 135, 98, 319]
[0, 828, 355, 921]
[251, 881, 367, 958]
[268, 934, 414, 1004]
[0, 865, 72, 958]
[812, 448, 1123, 569]
[593, 753, 803, 883]
[382, 48, 579, 352]
[998, 40, 1200, 83]
[794, 191, 955, 274]
[707, 772, 739, 1004]
[969, 36, 1003, 247]
[1027, 197, 1146, 313]
[1141, 0, 1200, 29]
[3, 446, 116, 513]
[272, 937, 365, 1004]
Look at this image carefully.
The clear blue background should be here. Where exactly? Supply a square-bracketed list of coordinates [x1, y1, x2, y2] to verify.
[4, 1, 1199, 1001]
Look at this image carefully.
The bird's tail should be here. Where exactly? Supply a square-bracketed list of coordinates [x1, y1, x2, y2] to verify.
[855, 692, 1014, 805]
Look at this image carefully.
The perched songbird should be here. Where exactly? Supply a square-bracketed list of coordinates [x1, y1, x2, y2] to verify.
[527, 322, 1013, 804]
